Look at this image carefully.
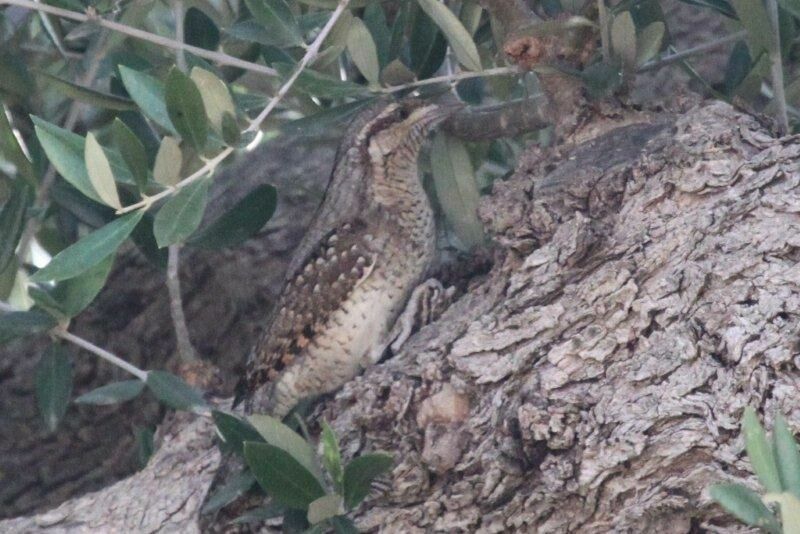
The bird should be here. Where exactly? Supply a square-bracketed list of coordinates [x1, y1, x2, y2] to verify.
[201, 98, 459, 531]
[243, 98, 458, 418]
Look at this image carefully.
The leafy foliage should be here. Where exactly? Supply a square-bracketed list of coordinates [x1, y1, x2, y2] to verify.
[710, 408, 800, 533]
[208, 413, 393, 530]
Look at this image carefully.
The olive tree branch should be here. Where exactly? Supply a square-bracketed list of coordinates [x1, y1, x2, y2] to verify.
[0, 0, 278, 77]
[116, 0, 354, 215]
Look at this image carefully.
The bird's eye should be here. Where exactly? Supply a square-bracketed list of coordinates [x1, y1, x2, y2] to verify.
[398, 108, 411, 120]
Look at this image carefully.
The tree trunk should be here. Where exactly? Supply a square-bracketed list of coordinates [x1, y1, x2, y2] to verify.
[3, 99, 798, 533]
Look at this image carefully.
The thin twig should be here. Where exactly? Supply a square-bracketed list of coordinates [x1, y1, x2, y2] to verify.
[637, 30, 746, 73]
[765, 0, 788, 135]
[56, 329, 149, 381]
[167, 245, 197, 362]
[0, 0, 278, 77]
[381, 66, 522, 93]
[598, 0, 610, 63]
[117, 0, 354, 215]
[173, 0, 186, 72]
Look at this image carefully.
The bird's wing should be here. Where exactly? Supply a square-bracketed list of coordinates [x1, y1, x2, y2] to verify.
[243, 217, 382, 411]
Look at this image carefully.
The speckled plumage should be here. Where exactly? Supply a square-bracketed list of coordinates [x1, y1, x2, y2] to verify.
[243, 99, 455, 418]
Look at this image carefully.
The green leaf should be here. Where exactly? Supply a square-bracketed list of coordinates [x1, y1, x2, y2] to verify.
[274, 63, 370, 99]
[119, 66, 177, 134]
[74, 379, 145, 405]
[346, 18, 381, 86]
[36, 343, 72, 433]
[330, 516, 359, 534]
[153, 136, 183, 186]
[190, 67, 236, 133]
[743, 407, 783, 493]
[415, 0, 482, 71]
[245, 0, 304, 48]
[581, 61, 624, 99]
[165, 67, 208, 151]
[0, 259, 17, 301]
[764, 492, 800, 534]
[188, 185, 276, 249]
[0, 51, 35, 101]
[248, 414, 322, 481]
[0, 180, 33, 273]
[201, 470, 257, 514]
[85, 133, 122, 210]
[185, 7, 221, 51]
[611, 11, 637, 71]
[32, 116, 102, 204]
[307, 494, 344, 525]
[363, 3, 391, 67]
[635, 21, 665, 67]
[409, 5, 447, 78]
[136, 426, 155, 468]
[243, 441, 326, 509]
[0, 105, 36, 184]
[710, 483, 781, 533]
[212, 410, 264, 456]
[0, 309, 58, 344]
[280, 98, 378, 136]
[774, 414, 800, 498]
[221, 113, 241, 146]
[320, 421, 343, 491]
[52, 253, 114, 316]
[730, 0, 776, 55]
[342, 452, 392, 509]
[30, 210, 144, 283]
[430, 132, 484, 249]
[153, 179, 210, 247]
[37, 70, 136, 111]
[112, 118, 149, 192]
[229, 504, 284, 525]
[145, 370, 208, 412]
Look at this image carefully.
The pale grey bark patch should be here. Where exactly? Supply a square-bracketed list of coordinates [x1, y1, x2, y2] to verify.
[3, 101, 798, 533]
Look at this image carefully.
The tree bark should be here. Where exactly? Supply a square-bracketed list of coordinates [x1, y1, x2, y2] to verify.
[3, 99, 799, 532]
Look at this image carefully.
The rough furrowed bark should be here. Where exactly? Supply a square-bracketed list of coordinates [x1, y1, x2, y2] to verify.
[3, 100, 798, 532]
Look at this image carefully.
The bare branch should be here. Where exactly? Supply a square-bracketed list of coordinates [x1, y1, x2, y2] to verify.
[167, 245, 198, 362]
[0, 0, 278, 77]
[765, 0, 788, 135]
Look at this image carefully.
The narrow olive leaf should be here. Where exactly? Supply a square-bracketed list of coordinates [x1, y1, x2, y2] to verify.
[0, 309, 58, 345]
[37, 70, 136, 111]
[243, 441, 326, 509]
[415, 0, 482, 71]
[342, 452, 393, 509]
[0, 180, 33, 273]
[320, 421, 343, 491]
[274, 63, 370, 99]
[229, 504, 284, 525]
[36, 343, 73, 433]
[307, 494, 344, 525]
[212, 410, 264, 456]
[0, 259, 17, 301]
[381, 59, 417, 86]
[74, 379, 145, 405]
[84, 133, 122, 210]
[184, 7, 221, 51]
[763, 493, 800, 534]
[153, 136, 183, 187]
[363, 3, 391, 67]
[409, 5, 447, 78]
[635, 21, 665, 67]
[190, 67, 236, 133]
[52, 254, 114, 317]
[32, 116, 103, 204]
[145, 370, 208, 411]
[30, 210, 145, 283]
[220, 113, 241, 146]
[459, 0, 482, 35]
[743, 406, 783, 493]
[201, 471, 257, 515]
[730, 0, 775, 55]
[153, 178, 210, 248]
[118, 66, 177, 134]
[346, 18, 381, 86]
[136, 426, 155, 468]
[0, 105, 36, 184]
[165, 68, 208, 151]
[112, 119, 148, 192]
[709, 483, 781, 533]
[611, 11, 637, 71]
[774, 414, 800, 498]
[280, 98, 378, 136]
[430, 132, 484, 249]
[330, 516, 359, 534]
[188, 185, 277, 249]
[248, 414, 323, 481]
[245, 0, 304, 48]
